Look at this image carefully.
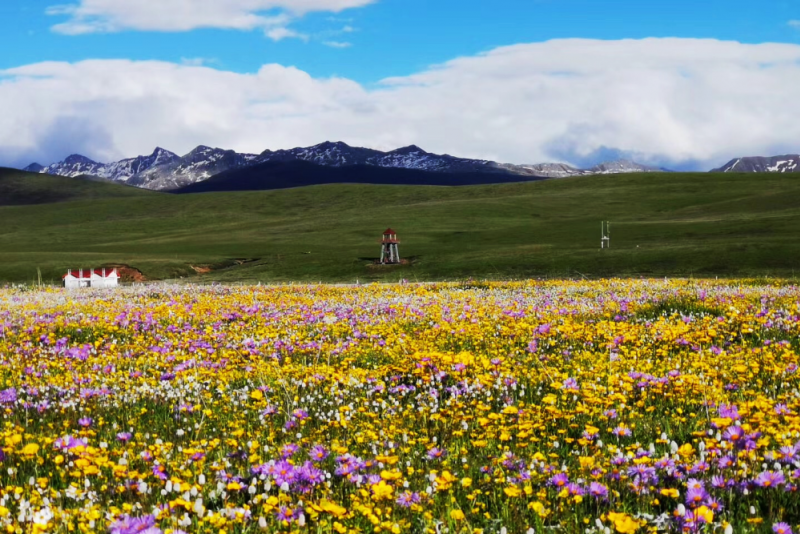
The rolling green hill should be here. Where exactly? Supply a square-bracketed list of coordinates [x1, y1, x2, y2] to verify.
[0, 167, 158, 206]
[0, 168, 799, 284]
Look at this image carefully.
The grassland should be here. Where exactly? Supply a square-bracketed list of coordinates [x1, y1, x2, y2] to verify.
[1, 167, 799, 284]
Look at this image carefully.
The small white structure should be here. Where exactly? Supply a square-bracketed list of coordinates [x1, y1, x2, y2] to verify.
[63, 268, 120, 289]
[601, 221, 611, 249]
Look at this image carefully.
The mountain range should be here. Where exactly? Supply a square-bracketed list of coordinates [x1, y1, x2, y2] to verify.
[712, 155, 800, 173]
[23, 142, 668, 191]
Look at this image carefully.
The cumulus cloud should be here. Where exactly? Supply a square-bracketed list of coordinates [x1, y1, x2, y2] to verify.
[2, 38, 800, 170]
[46, 0, 376, 36]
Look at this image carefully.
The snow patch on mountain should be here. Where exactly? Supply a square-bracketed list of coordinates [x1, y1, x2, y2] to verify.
[25, 141, 671, 191]
[712, 155, 800, 173]
[35, 148, 180, 182]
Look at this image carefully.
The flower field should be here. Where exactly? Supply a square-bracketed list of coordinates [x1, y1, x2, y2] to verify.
[0, 280, 799, 534]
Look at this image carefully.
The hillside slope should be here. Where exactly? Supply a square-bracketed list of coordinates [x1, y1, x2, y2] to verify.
[175, 160, 548, 193]
[0, 167, 157, 206]
[1, 171, 800, 283]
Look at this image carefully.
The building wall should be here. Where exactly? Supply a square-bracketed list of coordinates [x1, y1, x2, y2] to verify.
[64, 275, 119, 289]
[90, 277, 119, 288]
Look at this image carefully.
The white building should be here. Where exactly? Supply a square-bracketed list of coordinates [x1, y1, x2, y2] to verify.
[63, 268, 120, 289]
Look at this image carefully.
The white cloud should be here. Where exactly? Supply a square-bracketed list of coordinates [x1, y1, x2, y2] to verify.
[266, 27, 309, 41]
[2, 38, 800, 170]
[323, 40, 352, 48]
[46, 0, 376, 35]
[789, 20, 800, 29]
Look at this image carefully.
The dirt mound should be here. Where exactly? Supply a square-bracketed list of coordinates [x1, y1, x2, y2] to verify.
[103, 264, 147, 282]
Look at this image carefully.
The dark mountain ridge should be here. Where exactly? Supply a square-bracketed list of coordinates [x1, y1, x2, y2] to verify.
[174, 160, 549, 194]
[23, 141, 669, 191]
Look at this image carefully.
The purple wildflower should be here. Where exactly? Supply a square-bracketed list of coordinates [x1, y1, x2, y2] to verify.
[427, 447, 446, 460]
[755, 471, 786, 488]
[309, 445, 329, 462]
[109, 514, 161, 534]
[396, 491, 421, 508]
[588, 482, 608, 499]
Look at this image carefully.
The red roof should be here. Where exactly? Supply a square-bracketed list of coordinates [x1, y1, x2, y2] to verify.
[62, 268, 118, 279]
[383, 228, 397, 235]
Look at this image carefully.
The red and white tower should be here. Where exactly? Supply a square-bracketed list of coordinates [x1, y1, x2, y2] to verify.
[380, 228, 400, 264]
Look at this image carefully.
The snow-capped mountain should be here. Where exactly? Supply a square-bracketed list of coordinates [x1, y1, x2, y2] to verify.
[24, 141, 669, 191]
[252, 142, 515, 174]
[588, 160, 667, 174]
[127, 146, 258, 190]
[510, 162, 589, 178]
[35, 148, 180, 182]
[712, 155, 800, 173]
[40, 154, 107, 178]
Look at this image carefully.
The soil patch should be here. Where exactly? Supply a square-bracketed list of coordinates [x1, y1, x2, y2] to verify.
[103, 264, 147, 282]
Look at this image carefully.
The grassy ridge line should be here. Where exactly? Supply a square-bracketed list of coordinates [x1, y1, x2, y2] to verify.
[0, 170, 799, 283]
[0, 167, 157, 205]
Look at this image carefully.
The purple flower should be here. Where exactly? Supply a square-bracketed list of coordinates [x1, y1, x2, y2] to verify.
[718, 403, 740, 420]
[78, 417, 93, 428]
[548, 473, 569, 488]
[588, 482, 608, 499]
[704, 497, 724, 514]
[775, 404, 791, 415]
[273, 460, 298, 487]
[396, 491, 421, 508]
[565, 482, 584, 496]
[774, 523, 794, 534]
[309, 445, 329, 462]
[562, 377, 579, 391]
[717, 455, 735, 470]
[54, 435, 88, 451]
[755, 471, 786, 488]
[109, 514, 161, 534]
[685, 487, 709, 507]
[116, 432, 132, 443]
[0, 388, 17, 405]
[427, 447, 446, 460]
[723, 425, 745, 443]
[280, 443, 299, 459]
[274, 506, 296, 523]
[152, 464, 168, 481]
[612, 426, 632, 437]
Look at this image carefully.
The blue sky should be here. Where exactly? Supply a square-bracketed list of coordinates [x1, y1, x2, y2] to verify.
[2, 0, 798, 84]
[1, 0, 799, 170]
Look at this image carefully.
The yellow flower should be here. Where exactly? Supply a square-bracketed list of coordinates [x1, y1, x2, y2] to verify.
[21, 443, 39, 456]
[695, 506, 713, 524]
[381, 470, 402, 481]
[607, 512, 640, 534]
[371, 480, 394, 501]
[503, 486, 522, 498]
[450, 509, 465, 521]
[319, 500, 347, 518]
[529, 502, 549, 518]
[461, 477, 472, 488]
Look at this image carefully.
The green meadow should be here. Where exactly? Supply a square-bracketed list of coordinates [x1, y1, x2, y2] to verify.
[1, 167, 799, 284]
